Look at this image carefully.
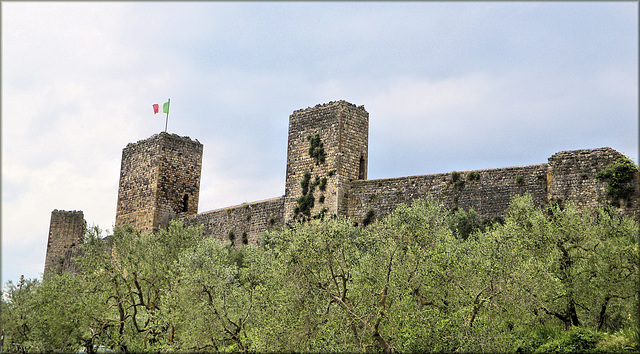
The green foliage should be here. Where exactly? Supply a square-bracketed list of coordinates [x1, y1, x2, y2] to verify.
[450, 170, 465, 188]
[319, 177, 327, 191]
[300, 172, 311, 195]
[163, 238, 263, 352]
[3, 198, 638, 353]
[534, 327, 603, 353]
[362, 209, 375, 226]
[307, 134, 326, 165]
[296, 172, 330, 220]
[516, 174, 525, 185]
[467, 171, 480, 181]
[447, 207, 487, 240]
[596, 156, 639, 206]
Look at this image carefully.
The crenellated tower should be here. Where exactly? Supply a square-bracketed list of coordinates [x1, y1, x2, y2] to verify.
[115, 132, 203, 234]
[284, 101, 369, 221]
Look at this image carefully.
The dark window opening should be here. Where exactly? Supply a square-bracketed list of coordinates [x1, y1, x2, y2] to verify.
[182, 194, 189, 212]
[358, 155, 366, 180]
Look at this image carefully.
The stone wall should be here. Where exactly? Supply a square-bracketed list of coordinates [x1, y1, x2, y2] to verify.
[283, 101, 369, 221]
[548, 147, 639, 219]
[347, 164, 549, 224]
[115, 132, 203, 234]
[44, 210, 85, 275]
[154, 133, 203, 230]
[183, 196, 285, 246]
[46, 100, 640, 277]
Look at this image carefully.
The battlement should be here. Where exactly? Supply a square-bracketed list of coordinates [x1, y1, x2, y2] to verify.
[291, 100, 365, 115]
[45, 101, 639, 275]
[285, 100, 369, 220]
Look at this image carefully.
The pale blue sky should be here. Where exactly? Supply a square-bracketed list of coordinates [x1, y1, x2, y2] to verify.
[2, 2, 637, 286]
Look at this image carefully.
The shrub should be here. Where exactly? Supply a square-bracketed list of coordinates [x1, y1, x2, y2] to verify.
[467, 171, 480, 181]
[534, 327, 602, 353]
[596, 156, 638, 206]
[451, 171, 464, 188]
[362, 209, 375, 226]
[307, 134, 326, 165]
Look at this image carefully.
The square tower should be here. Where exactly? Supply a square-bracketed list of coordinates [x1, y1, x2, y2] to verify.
[44, 210, 85, 276]
[115, 132, 203, 234]
[284, 101, 369, 221]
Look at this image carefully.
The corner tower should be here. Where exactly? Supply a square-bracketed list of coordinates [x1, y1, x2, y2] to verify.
[115, 132, 203, 234]
[284, 101, 369, 221]
[44, 210, 85, 276]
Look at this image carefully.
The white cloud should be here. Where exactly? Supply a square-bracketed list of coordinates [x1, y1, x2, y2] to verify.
[2, 2, 637, 286]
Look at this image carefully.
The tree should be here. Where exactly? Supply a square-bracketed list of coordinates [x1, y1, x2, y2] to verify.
[1, 276, 43, 353]
[77, 220, 202, 352]
[163, 238, 265, 352]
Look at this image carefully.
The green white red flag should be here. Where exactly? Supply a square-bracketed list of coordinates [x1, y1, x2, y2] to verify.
[152, 101, 170, 114]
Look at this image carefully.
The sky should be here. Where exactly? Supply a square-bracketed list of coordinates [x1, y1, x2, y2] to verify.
[2, 2, 638, 286]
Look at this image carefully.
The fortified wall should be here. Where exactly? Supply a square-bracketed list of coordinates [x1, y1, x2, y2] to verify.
[45, 100, 639, 273]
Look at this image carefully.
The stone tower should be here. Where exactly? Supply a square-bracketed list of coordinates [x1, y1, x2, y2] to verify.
[44, 210, 85, 275]
[284, 101, 369, 221]
[115, 132, 203, 234]
[547, 147, 639, 219]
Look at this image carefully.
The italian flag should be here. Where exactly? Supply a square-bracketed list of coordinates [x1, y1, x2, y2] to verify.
[152, 101, 170, 114]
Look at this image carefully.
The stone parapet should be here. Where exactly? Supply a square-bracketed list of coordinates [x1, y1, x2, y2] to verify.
[183, 196, 285, 246]
[347, 164, 548, 224]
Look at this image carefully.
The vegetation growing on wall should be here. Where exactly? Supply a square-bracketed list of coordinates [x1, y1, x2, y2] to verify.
[295, 172, 315, 220]
[307, 133, 326, 165]
[596, 156, 639, 207]
[467, 171, 480, 181]
[3, 197, 637, 353]
[362, 209, 375, 226]
[450, 171, 465, 188]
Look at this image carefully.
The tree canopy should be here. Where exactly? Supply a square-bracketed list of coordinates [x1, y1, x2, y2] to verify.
[2, 195, 638, 353]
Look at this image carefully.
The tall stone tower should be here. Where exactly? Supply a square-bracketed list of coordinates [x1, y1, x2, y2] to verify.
[115, 132, 203, 234]
[44, 210, 85, 275]
[284, 101, 369, 221]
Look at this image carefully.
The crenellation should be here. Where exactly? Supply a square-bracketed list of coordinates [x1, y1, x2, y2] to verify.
[45, 100, 639, 276]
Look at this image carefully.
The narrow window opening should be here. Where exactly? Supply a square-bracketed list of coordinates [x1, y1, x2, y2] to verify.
[182, 194, 189, 213]
[358, 155, 366, 180]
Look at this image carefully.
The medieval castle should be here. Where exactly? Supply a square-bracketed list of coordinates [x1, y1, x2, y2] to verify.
[44, 100, 639, 275]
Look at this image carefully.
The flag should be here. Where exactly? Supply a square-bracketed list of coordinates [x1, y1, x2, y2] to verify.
[153, 101, 169, 114]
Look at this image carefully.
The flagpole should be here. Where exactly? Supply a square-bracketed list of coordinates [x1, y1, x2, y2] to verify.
[164, 98, 170, 133]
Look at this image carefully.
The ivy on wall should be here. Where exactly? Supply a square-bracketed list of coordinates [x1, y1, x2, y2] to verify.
[294, 134, 332, 222]
[295, 172, 315, 219]
[596, 156, 638, 207]
[307, 134, 326, 165]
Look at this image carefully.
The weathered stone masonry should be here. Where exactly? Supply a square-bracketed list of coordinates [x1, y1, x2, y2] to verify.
[44, 210, 85, 276]
[45, 100, 639, 273]
[115, 132, 203, 234]
[347, 164, 549, 224]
